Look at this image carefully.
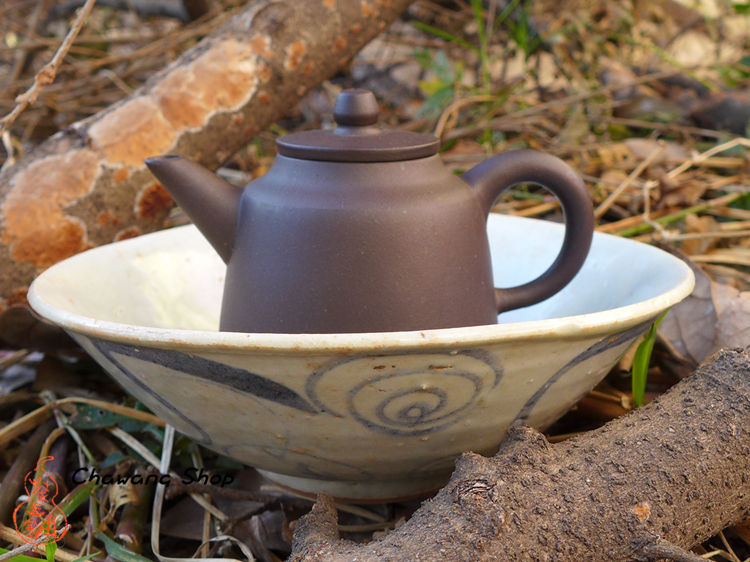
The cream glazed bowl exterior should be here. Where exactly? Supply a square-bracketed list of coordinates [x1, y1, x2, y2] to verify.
[28, 214, 694, 501]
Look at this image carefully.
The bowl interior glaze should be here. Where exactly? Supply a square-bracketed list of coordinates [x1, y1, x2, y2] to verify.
[30, 214, 693, 344]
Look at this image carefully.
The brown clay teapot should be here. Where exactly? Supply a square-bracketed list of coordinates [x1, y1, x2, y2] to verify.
[146, 89, 593, 334]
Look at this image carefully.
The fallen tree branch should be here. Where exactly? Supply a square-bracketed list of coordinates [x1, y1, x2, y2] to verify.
[291, 348, 750, 561]
[0, 0, 415, 343]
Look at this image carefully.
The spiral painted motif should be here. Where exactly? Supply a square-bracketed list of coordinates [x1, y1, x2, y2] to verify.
[306, 351, 501, 436]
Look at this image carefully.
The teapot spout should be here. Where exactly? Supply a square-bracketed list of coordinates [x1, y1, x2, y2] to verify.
[145, 155, 241, 263]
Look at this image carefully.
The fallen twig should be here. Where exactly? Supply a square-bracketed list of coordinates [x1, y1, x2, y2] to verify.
[0, 522, 79, 561]
[615, 193, 742, 237]
[594, 141, 665, 219]
[0, 0, 98, 137]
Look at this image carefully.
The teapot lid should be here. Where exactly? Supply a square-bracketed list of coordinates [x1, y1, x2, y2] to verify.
[276, 89, 439, 162]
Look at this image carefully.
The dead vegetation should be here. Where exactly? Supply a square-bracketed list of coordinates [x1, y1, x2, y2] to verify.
[1, 0, 750, 560]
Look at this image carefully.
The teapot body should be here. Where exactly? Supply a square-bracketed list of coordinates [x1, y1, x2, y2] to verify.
[146, 90, 593, 335]
[221, 154, 498, 333]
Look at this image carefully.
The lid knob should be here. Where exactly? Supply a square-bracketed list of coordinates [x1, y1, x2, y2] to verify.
[333, 89, 379, 127]
[276, 88, 438, 161]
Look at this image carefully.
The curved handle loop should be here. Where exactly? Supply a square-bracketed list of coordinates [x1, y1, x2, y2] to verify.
[462, 150, 594, 313]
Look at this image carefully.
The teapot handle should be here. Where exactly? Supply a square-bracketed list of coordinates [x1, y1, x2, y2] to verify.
[462, 150, 594, 313]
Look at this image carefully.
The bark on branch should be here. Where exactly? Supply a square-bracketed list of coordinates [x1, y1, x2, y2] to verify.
[0, 0, 414, 342]
[291, 348, 750, 561]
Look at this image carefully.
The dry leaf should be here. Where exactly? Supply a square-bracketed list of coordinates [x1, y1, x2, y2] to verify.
[616, 96, 685, 122]
[624, 138, 688, 165]
[691, 93, 750, 135]
[695, 247, 750, 267]
[596, 142, 633, 170]
[159, 496, 210, 540]
[682, 214, 720, 256]
[558, 104, 590, 146]
[536, 52, 568, 91]
[711, 282, 750, 353]
[600, 169, 629, 186]
[234, 509, 291, 562]
[599, 57, 640, 100]
[703, 264, 750, 291]
[660, 250, 750, 365]
[659, 256, 717, 365]
[657, 176, 710, 209]
[668, 30, 733, 66]
[32, 355, 86, 394]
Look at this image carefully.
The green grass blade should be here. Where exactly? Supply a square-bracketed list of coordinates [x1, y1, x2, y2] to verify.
[72, 553, 102, 562]
[495, 0, 521, 30]
[470, 0, 487, 46]
[410, 21, 478, 52]
[469, 0, 491, 91]
[632, 310, 669, 407]
[95, 531, 152, 562]
[57, 481, 99, 517]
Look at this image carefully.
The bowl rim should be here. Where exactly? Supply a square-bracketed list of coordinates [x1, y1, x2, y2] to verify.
[27, 223, 696, 354]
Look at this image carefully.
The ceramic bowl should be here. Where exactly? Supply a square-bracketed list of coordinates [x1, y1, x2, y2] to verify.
[29, 215, 694, 501]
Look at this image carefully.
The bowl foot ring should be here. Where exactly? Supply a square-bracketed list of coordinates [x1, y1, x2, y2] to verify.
[257, 470, 447, 503]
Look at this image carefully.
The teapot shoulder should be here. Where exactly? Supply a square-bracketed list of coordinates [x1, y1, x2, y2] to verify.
[241, 154, 478, 209]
